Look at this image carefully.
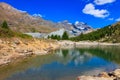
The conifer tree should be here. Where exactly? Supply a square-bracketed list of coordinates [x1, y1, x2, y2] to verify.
[62, 31, 69, 40]
[1, 21, 9, 29]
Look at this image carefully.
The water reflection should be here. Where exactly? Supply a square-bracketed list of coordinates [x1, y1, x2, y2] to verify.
[0, 46, 120, 80]
[56, 49, 92, 65]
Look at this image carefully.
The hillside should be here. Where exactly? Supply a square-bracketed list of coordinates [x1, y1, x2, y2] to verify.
[72, 22, 120, 43]
[0, 2, 94, 35]
[0, 2, 58, 33]
[0, 21, 32, 38]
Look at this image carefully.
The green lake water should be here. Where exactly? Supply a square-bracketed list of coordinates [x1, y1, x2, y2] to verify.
[0, 46, 120, 80]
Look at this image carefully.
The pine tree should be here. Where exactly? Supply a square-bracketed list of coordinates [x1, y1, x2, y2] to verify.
[1, 21, 9, 29]
[51, 34, 54, 39]
[62, 31, 69, 40]
[47, 35, 50, 39]
[54, 35, 58, 39]
[57, 35, 61, 40]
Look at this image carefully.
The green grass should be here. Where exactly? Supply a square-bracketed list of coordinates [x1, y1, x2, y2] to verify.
[0, 27, 32, 39]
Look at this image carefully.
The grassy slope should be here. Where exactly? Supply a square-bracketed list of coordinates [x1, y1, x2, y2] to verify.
[0, 27, 32, 38]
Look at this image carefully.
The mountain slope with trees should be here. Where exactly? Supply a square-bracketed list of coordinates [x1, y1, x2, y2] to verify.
[71, 22, 120, 43]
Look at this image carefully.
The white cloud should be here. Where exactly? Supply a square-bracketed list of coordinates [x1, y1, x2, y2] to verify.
[82, 3, 109, 18]
[94, 0, 116, 5]
[116, 18, 120, 22]
[108, 18, 114, 20]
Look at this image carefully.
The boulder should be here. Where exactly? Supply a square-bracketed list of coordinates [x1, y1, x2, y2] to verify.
[77, 69, 120, 80]
[112, 69, 120, 79]
[98, 72, 110, 78]
[77, 76, 113, 80]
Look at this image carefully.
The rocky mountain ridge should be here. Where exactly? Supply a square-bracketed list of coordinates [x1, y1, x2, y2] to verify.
[55, 20, 93, 36]
[0, 2, 93, 36]
[0, 2, 58, 33]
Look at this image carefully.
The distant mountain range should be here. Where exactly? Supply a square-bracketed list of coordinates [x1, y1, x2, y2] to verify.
[0, 2, 93, 36]
[56, 20, 93, 36]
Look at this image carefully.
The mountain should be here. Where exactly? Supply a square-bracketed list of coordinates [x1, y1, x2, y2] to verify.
[0, 2, 93, 36]
[55, 20, 93, 36]
[72, 21, 93, 35]
[56, 20, 73, 30]
[72, 22, 120, 43]
[0, 2, 58, 33]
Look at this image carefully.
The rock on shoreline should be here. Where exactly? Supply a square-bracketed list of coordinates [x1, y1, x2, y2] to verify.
[77, 69, 120, 80]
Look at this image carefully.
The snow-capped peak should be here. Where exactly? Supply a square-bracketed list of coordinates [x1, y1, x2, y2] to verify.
[75, 21, 79, 25]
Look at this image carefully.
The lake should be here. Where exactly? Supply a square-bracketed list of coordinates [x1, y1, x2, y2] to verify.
[0, 46, 120, 80]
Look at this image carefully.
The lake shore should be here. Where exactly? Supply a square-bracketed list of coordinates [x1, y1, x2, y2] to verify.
[0, 38, 59, 66]
[58, 40, 120, 49]
[58, 41, 120, 80]
[0, 39, 120, 66]
[1, 39, 120, 80]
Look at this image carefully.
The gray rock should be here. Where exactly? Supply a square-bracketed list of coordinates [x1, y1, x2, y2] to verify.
[11, 44, 17, 48]
[14, 40, 20, 45]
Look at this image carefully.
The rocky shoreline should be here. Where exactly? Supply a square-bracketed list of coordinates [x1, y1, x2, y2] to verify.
[1, 39, 120, 66]
[77, 69, 120, 80]
[58, 40, 120, 49]
[0, 38, 59, 66]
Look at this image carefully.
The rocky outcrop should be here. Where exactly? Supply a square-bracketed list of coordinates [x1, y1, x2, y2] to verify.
[0, 38, 59, 66]
[77, 69, 120, 80]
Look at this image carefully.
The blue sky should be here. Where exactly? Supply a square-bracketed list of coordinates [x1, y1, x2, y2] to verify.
[0, 0, 120, 28]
